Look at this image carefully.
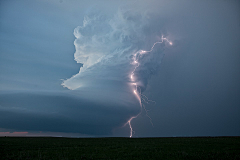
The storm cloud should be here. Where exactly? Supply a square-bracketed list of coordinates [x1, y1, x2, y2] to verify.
[62, 9, 169, 91]
[0, 87, 139, 135]
[0, 0, 239, 137]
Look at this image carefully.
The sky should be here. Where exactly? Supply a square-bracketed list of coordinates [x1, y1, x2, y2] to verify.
[0, 0, 239, 137]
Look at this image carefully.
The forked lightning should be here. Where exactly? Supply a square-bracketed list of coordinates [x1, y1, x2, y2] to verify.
[126, 35, 172, 137]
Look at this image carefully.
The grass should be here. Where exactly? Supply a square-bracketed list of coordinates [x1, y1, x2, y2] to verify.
[0, 137, 239, 159]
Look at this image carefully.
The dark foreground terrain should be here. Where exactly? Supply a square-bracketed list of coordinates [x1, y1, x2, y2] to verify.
[0, 137, 239, 160]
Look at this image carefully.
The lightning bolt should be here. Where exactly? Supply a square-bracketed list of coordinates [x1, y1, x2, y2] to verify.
[126, 35, 172, 138]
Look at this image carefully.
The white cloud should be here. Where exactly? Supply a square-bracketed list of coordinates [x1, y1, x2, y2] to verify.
[62, 8, 169, 91]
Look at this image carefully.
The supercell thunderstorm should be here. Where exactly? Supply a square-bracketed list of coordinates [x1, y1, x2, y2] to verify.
[62, 9, 173, 137]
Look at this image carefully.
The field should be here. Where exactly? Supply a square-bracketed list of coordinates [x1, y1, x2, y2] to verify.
[0, 137, 239, 159]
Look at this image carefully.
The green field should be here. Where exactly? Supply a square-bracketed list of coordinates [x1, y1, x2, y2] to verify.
[0, 137, 239, 159]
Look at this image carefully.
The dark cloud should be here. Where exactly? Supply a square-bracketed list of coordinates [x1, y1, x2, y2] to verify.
[0, 88, 139, 135]
[132, 0, 240, 137]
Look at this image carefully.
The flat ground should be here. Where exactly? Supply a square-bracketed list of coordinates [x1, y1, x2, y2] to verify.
[0, 137, 239, 159]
